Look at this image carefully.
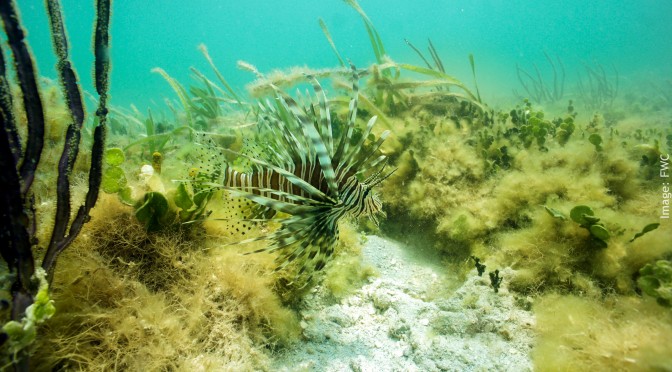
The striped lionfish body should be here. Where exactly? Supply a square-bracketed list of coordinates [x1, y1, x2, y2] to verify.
[202, 66, 393, 281]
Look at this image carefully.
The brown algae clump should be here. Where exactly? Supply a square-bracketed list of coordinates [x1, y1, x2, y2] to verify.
[533, 294, 672, 371]
[30, 195, 299, 370]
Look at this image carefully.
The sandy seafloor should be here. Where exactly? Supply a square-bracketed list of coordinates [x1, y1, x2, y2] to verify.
[271, 235, 535, 371]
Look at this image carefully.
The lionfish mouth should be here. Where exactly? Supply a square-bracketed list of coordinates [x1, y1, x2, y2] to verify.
[193, 63, 391, 284]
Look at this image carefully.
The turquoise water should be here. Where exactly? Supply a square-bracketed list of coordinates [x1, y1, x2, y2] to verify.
[16, 0, 672, 109]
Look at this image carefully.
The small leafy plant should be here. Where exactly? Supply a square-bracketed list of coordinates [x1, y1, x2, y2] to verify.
[134, 192, 173, 232]
[505, 101, 576, 151]
[471, 256, 486, 276]
[173, 182, 213, 224]
[1, 268, 55, 362]
[570, 205, 610, 248]
[630, 223, 660, 243]
[588, 133, 603, 151]
[555, 115, 575, 146]
[637, 260, 672, 307]
[489, 270, 503, 293]
[134, 183, 213, 232]
[102, 148, 134, 205]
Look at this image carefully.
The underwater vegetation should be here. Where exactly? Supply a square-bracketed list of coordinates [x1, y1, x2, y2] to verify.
[375, 87, 671, 369]
[0, 0, 670, 370]
[0, 0, 110, 368]
[638, 259, 672, 307]
[514, 51, 566, 104]
[577, 60, 619, 111]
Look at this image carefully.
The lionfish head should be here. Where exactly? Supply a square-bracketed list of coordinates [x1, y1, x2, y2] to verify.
[348, 163, 396, 226]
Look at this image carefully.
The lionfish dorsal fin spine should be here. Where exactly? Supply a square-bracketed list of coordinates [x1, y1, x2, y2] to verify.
[307, 75, 334, 154]
[336, 115, 379, 182]
[356, 154, 388, 176]
[267, 90, 309, 166]
[225, 185, 330, 206]
[272, 82, 340, 198]
[301, 117, 339, 196]
[351, 130, 391, 176]
[333, 63, 360, 166]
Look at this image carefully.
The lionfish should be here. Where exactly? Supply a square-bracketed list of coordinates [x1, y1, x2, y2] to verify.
[197, 65, 393, 282]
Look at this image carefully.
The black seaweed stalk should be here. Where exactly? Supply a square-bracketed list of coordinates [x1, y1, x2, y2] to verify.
[532, 63, 548, 102]
[41, 0, 112, 280]
[60, 0, 111, 258]
[427, 38, 445, 73]
[0, 1, 45, 196]
[0, 80, 35, 325]
[0, 0, 41, 323]
[515, 53, 565, 104]
[0, 0, 112, 367]
[0, 43, 20, 163]
[515, 64, 540, 102]
[404, 38, 433, 70]
[43, 0, 87, 277]
[577, 60, 619, 110]
[543, 51, 565, 102]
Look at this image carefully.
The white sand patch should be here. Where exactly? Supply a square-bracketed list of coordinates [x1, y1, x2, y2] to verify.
[272, 235, 535, 371]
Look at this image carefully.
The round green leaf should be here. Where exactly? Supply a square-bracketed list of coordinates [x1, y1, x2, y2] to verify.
[102, 166, 127, 193]
[588, 133, 602, 146]
[118, 186, 135, 206]
[583, 215, 601, 224]
[105, 148, 125, 166]
[134, 192, 170, 231]
[589, 224, 610, 241]
[570, 205, 594, 224]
